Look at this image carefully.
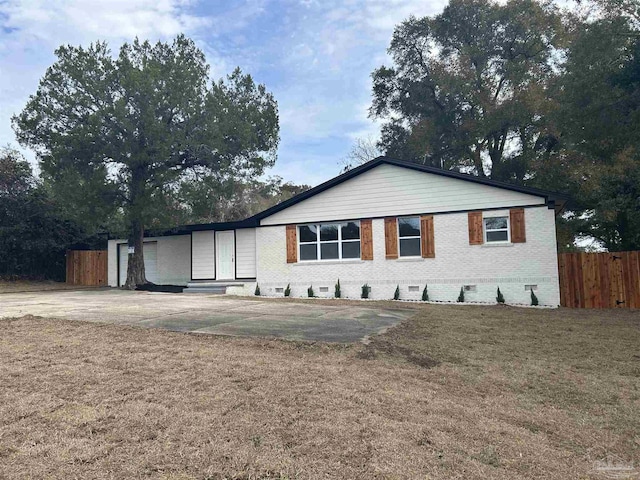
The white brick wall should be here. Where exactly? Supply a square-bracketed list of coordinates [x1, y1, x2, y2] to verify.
[254, 206, 560, 306]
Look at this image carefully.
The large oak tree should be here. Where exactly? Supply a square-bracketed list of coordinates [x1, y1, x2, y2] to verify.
[14, 35, 279, 288]
[370, 0, 564, 182]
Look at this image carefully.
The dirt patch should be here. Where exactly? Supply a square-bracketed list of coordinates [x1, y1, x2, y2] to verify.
[1, 305, 639, 479]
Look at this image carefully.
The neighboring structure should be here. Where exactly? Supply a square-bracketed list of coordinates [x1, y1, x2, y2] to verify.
[107, 157, 566, 305]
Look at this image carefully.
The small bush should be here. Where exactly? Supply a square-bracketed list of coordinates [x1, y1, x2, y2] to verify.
[422, 284, 429, 301]
[393, 285, 400, 300]
[496, 287, 505, 304]
[308, 285, 314, 298]
[457, 287, 464, 303]
[531, 289, 539, 306]
[335, 279, 341, 298]
[361, 284, 370, 299]
[254, 284, 260, 296]
[284, 284, 291, 297]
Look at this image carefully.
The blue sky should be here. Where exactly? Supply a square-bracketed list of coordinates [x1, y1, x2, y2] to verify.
[0, 0, 446, 186]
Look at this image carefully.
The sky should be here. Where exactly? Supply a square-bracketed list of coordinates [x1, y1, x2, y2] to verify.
[0, 0, 448, 187]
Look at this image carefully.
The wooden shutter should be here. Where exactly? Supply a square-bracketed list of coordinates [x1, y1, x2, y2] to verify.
[384, 217, 398, 259]
[468, 211, 484, 245]
[420, 215, 435, 258]
[360, 219, 373, 260]
[286, 225, 297, 263]
[510, 208, 526, 243]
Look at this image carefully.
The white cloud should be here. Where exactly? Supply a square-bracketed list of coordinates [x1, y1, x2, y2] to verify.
[0, 0, 209, 45]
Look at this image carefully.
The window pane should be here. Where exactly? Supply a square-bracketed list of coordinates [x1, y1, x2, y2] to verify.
[320, 242, 339, 259]
[400, 238, 421, 256]
[341, 221, 360, 240]
[486, 230, 509, 242]
[300, 243, 317, 260]
[299, 225, 317, 243]
[484, 217, 507, 230]
[398, 217, 420, 237]
[342, 241, 360, 259]
[320, 224, 338, 241]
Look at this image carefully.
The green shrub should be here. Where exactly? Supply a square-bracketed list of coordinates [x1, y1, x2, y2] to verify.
[393, 285, 400, 300]
[422, 284, 429, 301]
[531, 289, 539, 306]
[254, 284, 260, 296]
[496, 287, 505, 304]
[335, 279, 341, 298]
[361, 284, 370, 299]
[284, 284, 291, 297]
[307, 285, 314, 298]
[457, 287, 464, 303]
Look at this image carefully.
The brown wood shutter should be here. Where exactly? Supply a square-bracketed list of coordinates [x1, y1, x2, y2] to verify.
[286, 225, 297, 263]
[384, 217, 398, 259]
[420, 215, 435, 258]
[468, 211, 484, 245]
[510, 208, 526, 243]
[360, 219, 373, 260]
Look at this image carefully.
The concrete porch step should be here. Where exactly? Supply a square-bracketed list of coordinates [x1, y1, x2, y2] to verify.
[183, 287, 227, 294]
[186, 281, 245, 288]
[183, 281, 245, 295]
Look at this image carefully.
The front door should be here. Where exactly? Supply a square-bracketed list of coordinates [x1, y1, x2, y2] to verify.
[216, 231, 235, 280]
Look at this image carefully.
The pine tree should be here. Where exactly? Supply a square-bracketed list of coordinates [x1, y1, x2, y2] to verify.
[496, 287, 505, 304]
[254, 284, 260, 296]
[361, 284, 370, 299]
[422, 285, 429, 301]
[284, 284, 291, 297]
[457, 287, 464, 303]
[335, 279, 341, 298]
[393, 285, 400, 300]
[307, 285, 314, 298]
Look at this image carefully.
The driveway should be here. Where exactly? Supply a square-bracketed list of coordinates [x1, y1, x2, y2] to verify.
[0, 289, 411, 342]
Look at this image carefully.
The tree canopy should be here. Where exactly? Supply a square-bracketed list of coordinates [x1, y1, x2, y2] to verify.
[14, 35, 280, 287]
[371, 0, 564, 182]
[0, 147, 85, 280]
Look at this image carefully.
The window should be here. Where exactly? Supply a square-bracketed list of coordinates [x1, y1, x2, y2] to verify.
[484, 216, 510, 243]
[398, 216, 421, 257]
[298, 221, 361, 261]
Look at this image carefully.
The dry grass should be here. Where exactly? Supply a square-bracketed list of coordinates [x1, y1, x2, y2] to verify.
[1, 304, 639, 479]
[0, 280, 89, 294]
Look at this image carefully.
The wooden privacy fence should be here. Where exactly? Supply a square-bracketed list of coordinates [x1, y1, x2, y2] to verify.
[66, 250, 107, 286]
[558, 251, 640, 309]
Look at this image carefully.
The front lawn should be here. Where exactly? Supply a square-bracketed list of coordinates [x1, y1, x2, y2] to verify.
[1, 304, 638, 479]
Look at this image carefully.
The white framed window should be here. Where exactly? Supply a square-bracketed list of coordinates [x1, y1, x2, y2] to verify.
[298, 221, 361, 261]
[484, 216, 510, 243]
[398, 216, 421, 257]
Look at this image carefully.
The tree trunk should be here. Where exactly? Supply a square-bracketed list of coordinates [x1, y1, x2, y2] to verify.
[124, 218, 147, 289]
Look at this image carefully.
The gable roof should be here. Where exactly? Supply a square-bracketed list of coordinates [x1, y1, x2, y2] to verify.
[137, 156, 568, 238]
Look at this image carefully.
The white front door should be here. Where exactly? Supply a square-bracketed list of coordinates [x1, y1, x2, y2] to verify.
[216, 231, 235, 280]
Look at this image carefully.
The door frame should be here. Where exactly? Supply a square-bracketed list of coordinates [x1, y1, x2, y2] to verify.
[215, 230, 236, 280]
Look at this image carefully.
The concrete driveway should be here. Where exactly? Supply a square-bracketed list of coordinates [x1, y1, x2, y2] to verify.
[0, 289, 411, 342]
